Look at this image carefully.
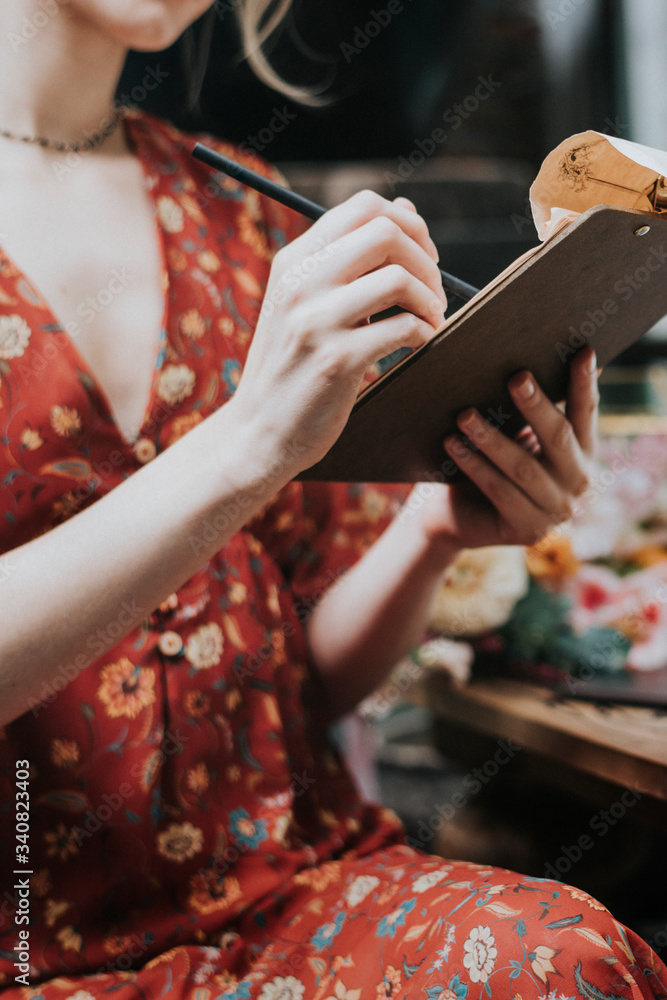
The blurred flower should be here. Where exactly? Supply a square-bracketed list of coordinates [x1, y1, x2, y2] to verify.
[526, 534, 580, 580]
[428, 547, 528, 636]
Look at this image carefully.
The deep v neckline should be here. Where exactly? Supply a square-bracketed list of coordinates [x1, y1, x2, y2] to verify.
[0, 111, 170, 451]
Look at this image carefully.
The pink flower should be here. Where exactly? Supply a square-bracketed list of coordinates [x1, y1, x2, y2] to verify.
[562, 565, 628, 633]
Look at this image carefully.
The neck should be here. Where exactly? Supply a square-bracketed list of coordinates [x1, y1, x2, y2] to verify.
[0, 2, 127, 149]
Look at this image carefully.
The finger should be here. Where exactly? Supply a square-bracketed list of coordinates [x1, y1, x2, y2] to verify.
[565, 347, 600, 459]
[514, 425, 542, 456]
[329, 264, 445, 329]
[456, 408, 573, 521]
[323, 216, 446, 307]
[302, 189, 440, 264]
[506, 371, 590, 496]
[393, 196, 419, 215]
[346, 307, 439, 370]
[443, 433, 554, 546]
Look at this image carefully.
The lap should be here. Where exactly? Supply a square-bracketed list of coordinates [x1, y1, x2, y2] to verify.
[10, 846, 666, 999]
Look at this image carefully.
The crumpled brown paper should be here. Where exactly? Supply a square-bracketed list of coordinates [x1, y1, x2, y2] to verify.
[529, 130, 667, 242]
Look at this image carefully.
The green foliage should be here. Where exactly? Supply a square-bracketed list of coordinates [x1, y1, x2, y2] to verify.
[499, 580, 630, 677]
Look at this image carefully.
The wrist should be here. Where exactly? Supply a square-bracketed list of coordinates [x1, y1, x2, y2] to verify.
[396, 486, 462, 574]
[168, 399, 295, 538]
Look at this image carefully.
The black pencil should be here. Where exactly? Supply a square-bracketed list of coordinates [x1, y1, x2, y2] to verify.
[191, 142, 480, 303]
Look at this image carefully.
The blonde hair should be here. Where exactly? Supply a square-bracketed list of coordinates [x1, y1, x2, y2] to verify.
[236, 0, 328, 106]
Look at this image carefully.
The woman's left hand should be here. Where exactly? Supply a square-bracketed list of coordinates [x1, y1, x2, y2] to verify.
[413, 345, 599, 556]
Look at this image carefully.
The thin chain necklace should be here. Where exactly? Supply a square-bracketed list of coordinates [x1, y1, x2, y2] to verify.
[0, 104, 127, 153]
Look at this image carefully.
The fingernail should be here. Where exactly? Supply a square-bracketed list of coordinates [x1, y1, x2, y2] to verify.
[513, 376, 535, 400]
[430, 300, 446, 326]
[459, 409, 486, 439]
[429, 238, 440, 262]
[444, 433, 467, 458]
[588, 350, 598, 373]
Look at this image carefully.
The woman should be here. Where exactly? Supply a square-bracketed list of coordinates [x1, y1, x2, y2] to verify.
[0, 2, 664, 997]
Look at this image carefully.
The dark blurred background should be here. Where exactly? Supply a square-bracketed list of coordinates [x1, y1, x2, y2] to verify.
[121, 0, 622, 166]
[120, 0, 647, 331]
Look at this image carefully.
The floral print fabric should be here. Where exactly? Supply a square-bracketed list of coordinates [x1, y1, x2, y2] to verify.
[0, 111, 664, 999]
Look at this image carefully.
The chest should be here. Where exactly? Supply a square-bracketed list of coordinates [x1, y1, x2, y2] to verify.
[0, 153, 165, 444]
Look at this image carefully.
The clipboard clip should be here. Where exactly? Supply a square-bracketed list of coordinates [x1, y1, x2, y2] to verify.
[650, 176, 667, 212]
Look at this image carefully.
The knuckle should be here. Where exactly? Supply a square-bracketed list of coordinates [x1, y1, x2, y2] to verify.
[512, 455, 537, 487]
[319, 343, 349, 380]
[370, 215, 401, 245]
[402, 313, 430, 345]
[289, 301, 319, 339]
[412, 213, 432, 242]
[354, 189, 387, 217]
[481, 475, 505, 510]
[589, 389, 601, 412]
[384, 262, 411, 292]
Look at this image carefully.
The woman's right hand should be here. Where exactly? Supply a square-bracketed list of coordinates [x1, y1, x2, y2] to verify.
[227, 190, 447, 477]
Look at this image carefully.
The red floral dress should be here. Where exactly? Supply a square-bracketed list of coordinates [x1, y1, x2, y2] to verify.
[0, 110, 664, 1000]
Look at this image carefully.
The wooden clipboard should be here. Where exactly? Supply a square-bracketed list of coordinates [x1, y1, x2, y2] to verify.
[296, 206, 667, 483]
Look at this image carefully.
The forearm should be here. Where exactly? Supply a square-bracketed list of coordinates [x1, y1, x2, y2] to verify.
[0, 398, 296, 727]
[305, 491, 460, 719]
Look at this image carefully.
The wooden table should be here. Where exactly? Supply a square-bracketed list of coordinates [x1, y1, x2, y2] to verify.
[420, 675, 667, 805]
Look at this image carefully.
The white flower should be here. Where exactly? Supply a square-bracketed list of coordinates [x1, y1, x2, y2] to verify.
[157, 195, 184, 233]
[185, 623, 224, 670]
[428, 547, 528, 636]
[463, 925, 497, 984]
[411, 868, 450, 894]
[344, 874, 379, 907]
[0, 314, 31, 359]
[258, 976, 305, 1000]
[157, 364, 196, 406]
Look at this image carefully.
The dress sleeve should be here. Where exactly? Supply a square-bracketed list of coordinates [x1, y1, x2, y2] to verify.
[248, 481, 412, 611]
